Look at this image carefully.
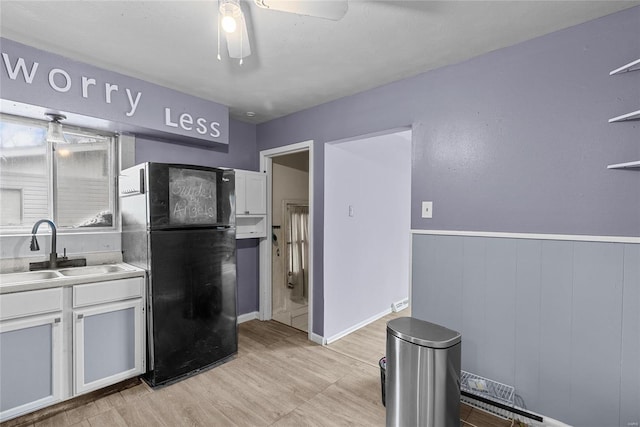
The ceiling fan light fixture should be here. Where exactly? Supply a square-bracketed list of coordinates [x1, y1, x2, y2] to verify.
[217, 0, 251, 63]
[219, 0, 242, 33]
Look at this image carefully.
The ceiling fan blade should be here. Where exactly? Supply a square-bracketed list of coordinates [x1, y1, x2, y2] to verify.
[254, 0, 348, 21]
[225, 11, 251, 59]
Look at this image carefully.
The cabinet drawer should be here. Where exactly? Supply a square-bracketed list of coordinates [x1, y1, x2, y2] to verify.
[0, 288, 63, 321]
[73, 277, 143, 308]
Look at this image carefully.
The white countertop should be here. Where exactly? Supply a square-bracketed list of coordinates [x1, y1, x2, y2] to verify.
[0, 263, 146, 294]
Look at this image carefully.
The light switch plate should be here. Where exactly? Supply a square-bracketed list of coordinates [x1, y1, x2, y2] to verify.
[421, 201, 433, 218]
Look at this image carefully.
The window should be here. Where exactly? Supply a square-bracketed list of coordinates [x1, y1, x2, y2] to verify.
[285, 203, 309, 303]
[0, 114, 116, 233]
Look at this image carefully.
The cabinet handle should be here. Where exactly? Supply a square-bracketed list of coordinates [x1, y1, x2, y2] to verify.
[77, 314, 84, 320]
[245, 211, 250, 214]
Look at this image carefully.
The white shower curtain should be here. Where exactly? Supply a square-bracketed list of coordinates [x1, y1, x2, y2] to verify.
[286, 204, 309, 302]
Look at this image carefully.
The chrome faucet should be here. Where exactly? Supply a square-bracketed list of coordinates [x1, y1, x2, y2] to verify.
[30, 219, 59, 269]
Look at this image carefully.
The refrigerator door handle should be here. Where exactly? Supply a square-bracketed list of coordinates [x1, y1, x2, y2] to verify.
[140, 168, 145, 194]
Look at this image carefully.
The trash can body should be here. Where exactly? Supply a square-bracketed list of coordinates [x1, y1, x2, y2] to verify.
[386, 317, 461, 427]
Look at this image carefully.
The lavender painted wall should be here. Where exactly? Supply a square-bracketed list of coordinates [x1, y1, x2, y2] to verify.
[135, 118, 257, 170]
[135, 118, 261, 315]
[257, 7, 640, 336]
[235, 239, 260, 315]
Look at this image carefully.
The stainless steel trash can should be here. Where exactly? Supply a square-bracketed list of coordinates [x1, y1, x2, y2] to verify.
[386, 317, 461, 427]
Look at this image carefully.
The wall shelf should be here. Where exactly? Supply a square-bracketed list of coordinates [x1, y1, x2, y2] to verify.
[607, 57, 639, 170]
[236, 215, 266, 239]
[610, 58, 640, 75]
[608, 109, 640, 123]
[607, 160, 640, 170]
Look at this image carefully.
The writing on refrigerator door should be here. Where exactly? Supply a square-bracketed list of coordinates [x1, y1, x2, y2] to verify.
[169, 170, 218, 224]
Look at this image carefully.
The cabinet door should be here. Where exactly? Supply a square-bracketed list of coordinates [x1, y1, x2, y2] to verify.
[73, 299, 144, 395]
[244, 173, 266, 214]
[235, 171, 246, 214]
[0, 313, 64, 422]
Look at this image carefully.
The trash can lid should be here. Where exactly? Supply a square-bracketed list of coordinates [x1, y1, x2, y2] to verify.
[387, 317, 461, 348]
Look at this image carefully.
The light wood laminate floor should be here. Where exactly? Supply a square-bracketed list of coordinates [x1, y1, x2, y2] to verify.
[3, 311, 514, 427]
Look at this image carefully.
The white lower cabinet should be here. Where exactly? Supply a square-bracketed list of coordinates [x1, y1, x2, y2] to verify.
[73, 298, 144, 395]
[0, 288, 65, 422]
[72, 278, 145, 395]
[0, 276, 146, 422]
[0, 313, 64, 421]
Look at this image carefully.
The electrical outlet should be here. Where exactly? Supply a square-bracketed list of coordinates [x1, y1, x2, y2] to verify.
[348, 205, 354, 217]
[421, 201, 433, 218]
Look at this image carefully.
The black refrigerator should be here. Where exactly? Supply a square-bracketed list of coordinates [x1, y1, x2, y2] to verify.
[120, 162, 237, 387]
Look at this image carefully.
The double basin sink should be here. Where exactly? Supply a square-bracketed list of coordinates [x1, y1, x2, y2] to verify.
[2, 265, 127, 284]
[0, 265, 142, 293]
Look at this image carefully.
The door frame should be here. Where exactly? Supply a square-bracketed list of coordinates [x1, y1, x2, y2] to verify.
[259, 140, 316, 342]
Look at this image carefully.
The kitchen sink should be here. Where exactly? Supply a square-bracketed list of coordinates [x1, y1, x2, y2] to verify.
[0, 264, 139, 291]
[0, 270, 63, 284]
[58, 265, 127, 276]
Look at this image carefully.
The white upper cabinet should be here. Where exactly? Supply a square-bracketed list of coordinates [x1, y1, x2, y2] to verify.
[235, 170, 266, 215]
[234, 169, 267, 239]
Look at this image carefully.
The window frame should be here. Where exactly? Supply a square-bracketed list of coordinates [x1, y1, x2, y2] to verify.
[0, 113, 119, 235]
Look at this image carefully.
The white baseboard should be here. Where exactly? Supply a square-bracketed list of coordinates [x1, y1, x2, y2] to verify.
[309, 332, 325, 345]
[237, 311, 259, 324]
[325, 307, 392, 345]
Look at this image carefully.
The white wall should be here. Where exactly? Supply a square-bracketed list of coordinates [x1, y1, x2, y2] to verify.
[272, 152, 309, 226]
[324, 129, 411, 340]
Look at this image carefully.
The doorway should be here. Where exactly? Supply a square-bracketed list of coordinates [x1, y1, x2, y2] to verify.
[259, 141, 315, 341]
[270, 153, 310, 331]
[323, 129, 411, 342]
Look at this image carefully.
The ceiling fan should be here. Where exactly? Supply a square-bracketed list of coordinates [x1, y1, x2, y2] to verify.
[217, 0, 348, 64]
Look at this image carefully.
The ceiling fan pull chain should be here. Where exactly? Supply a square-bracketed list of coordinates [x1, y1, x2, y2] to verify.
[217, 3, 222, 61]
[239, 16, 244, 65]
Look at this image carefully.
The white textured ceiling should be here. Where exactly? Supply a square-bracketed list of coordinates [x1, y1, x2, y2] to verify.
[0, 1, 638, 124]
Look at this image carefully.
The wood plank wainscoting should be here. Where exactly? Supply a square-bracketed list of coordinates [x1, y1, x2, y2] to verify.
[2, 312, 512, 427]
